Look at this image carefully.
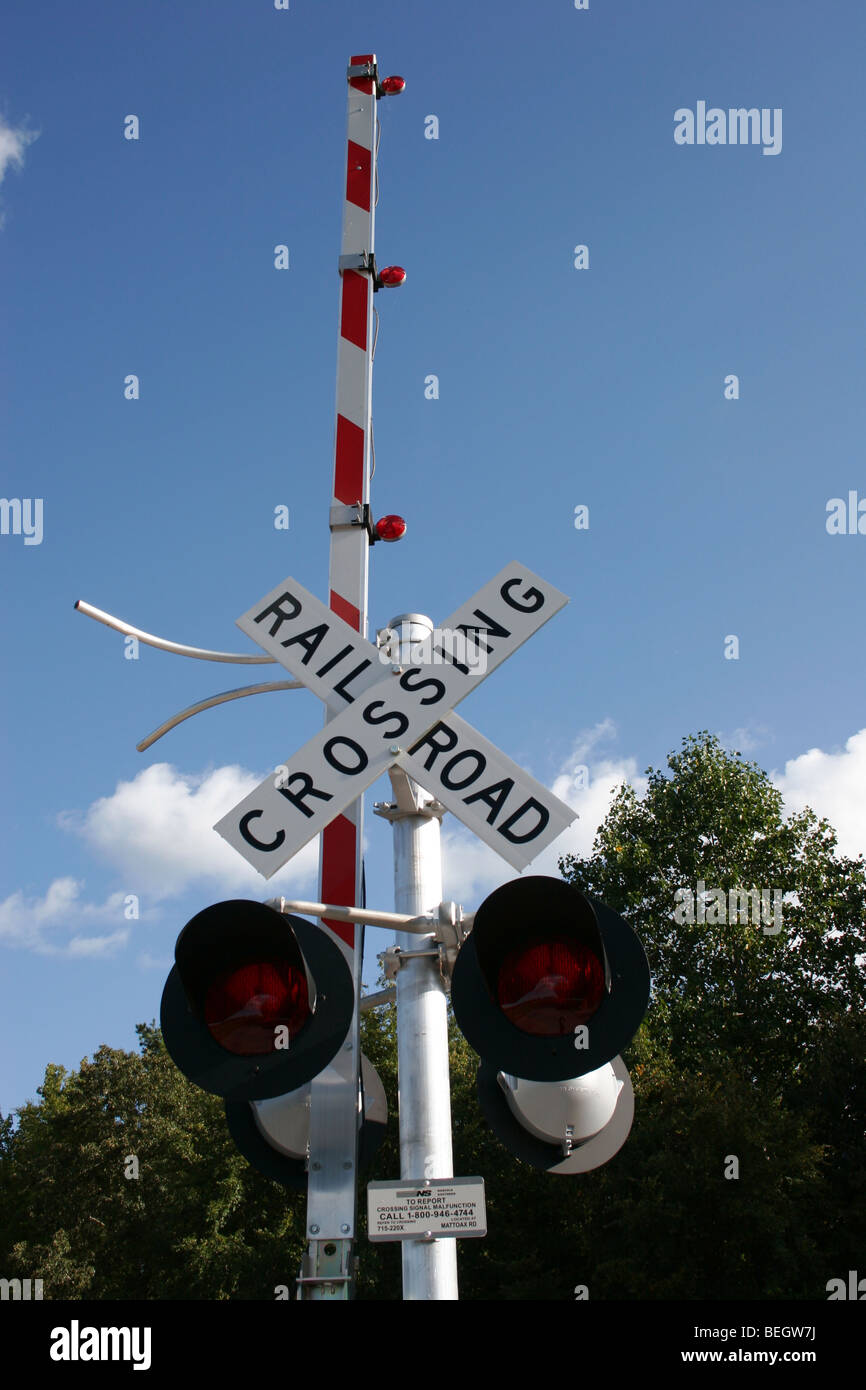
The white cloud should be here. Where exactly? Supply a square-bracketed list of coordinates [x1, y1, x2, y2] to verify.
[564, 718, 618, 766]
[136, 950, 173, 972]
[2, 763, 322, 957]
[773, 729, 866, 861]
[551, 756, 647, 862]
[441, 721, 646, 906]
[0, 115, 38, 185]
[67, 928, 131, 958]
[60, 762, 320, 901]
[0, 114, 39, 227]
[718, 723, 770, 755]
[0, 878, 130, 956]
[440, 828, 511, 905]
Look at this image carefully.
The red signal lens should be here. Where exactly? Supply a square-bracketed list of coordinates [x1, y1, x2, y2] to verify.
[204, 960, 310, 1056]
[380, 76, 406, 95]
[378, 265, 406, 288]
[496, 936, 605, 1036]
[376, 514, 407, 542]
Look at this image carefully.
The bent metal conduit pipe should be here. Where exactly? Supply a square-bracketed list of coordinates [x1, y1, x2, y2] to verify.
[74, 598, 302, 750]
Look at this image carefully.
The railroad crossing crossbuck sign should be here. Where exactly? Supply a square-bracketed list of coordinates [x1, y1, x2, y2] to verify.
[215, 561, 577, 874]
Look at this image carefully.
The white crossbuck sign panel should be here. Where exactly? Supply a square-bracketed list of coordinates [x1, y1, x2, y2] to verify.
[214, 562, 577, 874]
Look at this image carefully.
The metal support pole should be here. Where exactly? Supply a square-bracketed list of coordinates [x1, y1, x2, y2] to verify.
[376, 615, 459, 1301]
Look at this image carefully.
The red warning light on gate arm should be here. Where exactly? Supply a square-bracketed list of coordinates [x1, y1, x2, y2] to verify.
[377, 265, 406, 288]
[380, 76, 406, 96]
[375, 515, 407, 542]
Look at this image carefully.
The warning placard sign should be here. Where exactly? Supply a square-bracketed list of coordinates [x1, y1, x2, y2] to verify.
[367, 1177, 487, 1241]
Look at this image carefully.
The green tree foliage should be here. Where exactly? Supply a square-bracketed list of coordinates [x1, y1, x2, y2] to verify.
[561, 733, 866, 1075]
[0, 1025, 308, 1299]
[557, 731, 866, 1295]
[0, 1009, 404, 1302]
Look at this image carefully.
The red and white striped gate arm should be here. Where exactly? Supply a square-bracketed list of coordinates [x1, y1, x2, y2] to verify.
[319, 52, 380, 948]
[303, 55, 404, 1291]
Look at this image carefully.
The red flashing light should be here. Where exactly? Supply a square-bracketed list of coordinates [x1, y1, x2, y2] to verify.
[376, 514, 407, 542]
[380, 76, 406, 95]
[496, 936, 605, 1037]
[378, 265, 406, 288]
[205, 960, 310, 1056]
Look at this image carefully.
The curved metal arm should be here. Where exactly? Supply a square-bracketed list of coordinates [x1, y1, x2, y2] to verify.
[137, 680, 301, 752]
[75, 599, 276, 664]
[267, 896, 440, 931]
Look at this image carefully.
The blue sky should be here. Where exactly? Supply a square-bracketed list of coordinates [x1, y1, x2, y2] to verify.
[1, 0, 865, 1116]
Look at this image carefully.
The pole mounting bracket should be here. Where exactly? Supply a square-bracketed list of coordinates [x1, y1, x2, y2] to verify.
[338, 251, 373, 274]
[336, 250, 392, 293]
[379, 943, 439, 982]
[375, 766, 446, 819]
[376, 902, 471, 988]
[329, 501, 384, 546]
[329, 501, 369, 531]
[434, 902, 470, 989]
